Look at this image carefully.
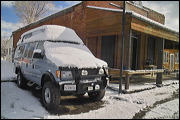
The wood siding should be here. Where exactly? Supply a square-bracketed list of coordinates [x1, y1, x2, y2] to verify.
[131, 17, 179, 42]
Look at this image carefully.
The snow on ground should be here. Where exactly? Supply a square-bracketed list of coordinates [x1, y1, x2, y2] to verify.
[1, 60, 179, 119]
[1, 60, 16, 81]
[1, 82, 49, 119]
[143, 98, 179, 119]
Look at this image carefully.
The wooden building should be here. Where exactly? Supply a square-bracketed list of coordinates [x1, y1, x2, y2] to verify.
[12, 1, 179, 71]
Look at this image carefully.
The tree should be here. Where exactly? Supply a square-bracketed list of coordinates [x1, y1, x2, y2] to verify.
[13, 1, 55, 25]
[1, 33, 9, 59]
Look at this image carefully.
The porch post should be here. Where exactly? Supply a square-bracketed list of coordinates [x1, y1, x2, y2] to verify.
[156, 38, 164, 86]
[119, 1, 126, 94]
[125, 30, 132, 90]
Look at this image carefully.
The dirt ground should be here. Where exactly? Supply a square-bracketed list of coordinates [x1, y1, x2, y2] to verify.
[25, 73, 178, 116]
[30, 85, 108, 115]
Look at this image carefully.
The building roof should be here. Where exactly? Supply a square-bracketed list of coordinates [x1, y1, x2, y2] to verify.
[87, 5, 179, 35]
[12, 1, 179, 36]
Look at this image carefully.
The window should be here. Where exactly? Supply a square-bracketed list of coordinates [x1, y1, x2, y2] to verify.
[6, 49, 8, 55]
[9, 48, 11, 55]
[163, 51, 169, 63]
[24, 44, 31, 58]
[22, 29, 45, 41]
[27, 42, 37, 58]
[23, 33, 32, 40]
[175, 53, 179, 63]
[36, 42, 44, 51]
[14, 45, 25, 58]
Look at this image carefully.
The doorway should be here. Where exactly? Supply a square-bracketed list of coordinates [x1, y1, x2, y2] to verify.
[147, 37, 156, 65]
[101, 35, 115, 68]
[131, 33, 140, 70]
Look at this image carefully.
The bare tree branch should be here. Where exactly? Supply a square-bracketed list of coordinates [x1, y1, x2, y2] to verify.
[13, 1, 55, 25]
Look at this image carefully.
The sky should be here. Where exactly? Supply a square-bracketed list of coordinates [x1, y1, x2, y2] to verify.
[1, 1, 179, 39]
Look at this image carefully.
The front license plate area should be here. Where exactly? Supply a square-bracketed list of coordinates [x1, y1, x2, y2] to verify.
[88, 86, 93, 91]
[64, 85, 76, 91]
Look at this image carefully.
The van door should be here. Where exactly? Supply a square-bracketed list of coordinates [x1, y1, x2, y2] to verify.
[31, 42, 45, 85]
[23, 42, 37, 82]
[21, 43, 31, 79]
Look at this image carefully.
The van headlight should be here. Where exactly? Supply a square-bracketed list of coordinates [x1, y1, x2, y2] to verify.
[82, 70, 88, 75]
[56, 70, 73, 79]
[99, 68, 104, 74]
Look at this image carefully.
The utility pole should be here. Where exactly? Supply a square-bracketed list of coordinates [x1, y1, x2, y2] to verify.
[119, 1, 126, 94]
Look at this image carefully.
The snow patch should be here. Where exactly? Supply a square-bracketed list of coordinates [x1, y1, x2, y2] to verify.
[1, 60, 16, 81]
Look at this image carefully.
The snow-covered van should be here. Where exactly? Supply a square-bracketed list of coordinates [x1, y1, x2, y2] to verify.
[14, 25, 109, 110]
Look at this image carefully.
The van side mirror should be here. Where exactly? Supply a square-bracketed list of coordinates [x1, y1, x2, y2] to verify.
[33, 49, 43, 59]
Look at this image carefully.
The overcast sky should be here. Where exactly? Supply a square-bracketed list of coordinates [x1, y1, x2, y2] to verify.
[142, 1, 179, 32]
[1, 1, 179, 39]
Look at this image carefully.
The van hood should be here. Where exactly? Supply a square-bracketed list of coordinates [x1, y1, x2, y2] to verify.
[44, 41, 107, 69]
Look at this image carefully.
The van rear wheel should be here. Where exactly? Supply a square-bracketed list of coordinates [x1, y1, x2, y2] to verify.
[42, 81, 61, 110]
[17, 71, 27, 89]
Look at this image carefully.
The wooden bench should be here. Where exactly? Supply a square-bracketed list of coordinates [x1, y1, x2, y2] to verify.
[108, 68, 164, 90]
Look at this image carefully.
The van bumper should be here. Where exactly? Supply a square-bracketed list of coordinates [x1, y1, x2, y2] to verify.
[59, 77, 109, 95]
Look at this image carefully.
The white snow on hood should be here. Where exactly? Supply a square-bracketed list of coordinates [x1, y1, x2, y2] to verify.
[44, 41, 107, 68]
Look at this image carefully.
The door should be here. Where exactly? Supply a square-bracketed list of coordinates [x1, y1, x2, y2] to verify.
[170, 54, 174, 70]
[101, 36, 115, 68]
[31, 42, 45, 85]
[147, 37, 155, 64]
[131, 37, 139, 70]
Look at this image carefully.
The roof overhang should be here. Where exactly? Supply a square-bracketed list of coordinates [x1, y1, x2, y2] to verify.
[130, 12, 179, 42]
[87, 6, 179, 42]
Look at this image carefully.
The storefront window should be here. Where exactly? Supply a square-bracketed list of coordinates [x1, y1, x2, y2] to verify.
[163, 51, 169, 63]
[175, 53, 179, 63]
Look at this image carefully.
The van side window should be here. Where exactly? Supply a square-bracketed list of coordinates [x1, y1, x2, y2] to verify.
[24, 44, 30, 58]
[14, 45, 25, 58]
[27, 42, 37, 58]
[36, 42, 44, 51]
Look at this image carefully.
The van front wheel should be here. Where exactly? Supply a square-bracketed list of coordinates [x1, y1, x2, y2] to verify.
[42, 81, 61, 110]
[88, 89, 105, 101]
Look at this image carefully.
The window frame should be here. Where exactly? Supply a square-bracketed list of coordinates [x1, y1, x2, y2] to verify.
[27, 42, 37, 58]
[175, 52, 179, 64]
[163, 51, 169, 63]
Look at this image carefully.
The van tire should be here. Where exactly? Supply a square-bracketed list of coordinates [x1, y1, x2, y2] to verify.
[88, 89, 105, 101]
[42, 81, 61, 110]
[17, 71, 27, 89]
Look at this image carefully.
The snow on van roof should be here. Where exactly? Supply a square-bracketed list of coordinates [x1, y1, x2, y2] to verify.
[19, 25, 84, 44]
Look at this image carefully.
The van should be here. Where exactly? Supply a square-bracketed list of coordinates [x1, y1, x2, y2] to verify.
[14, 25, 109, 110]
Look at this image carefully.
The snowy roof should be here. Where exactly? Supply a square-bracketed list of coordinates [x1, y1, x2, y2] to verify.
[131, 12, 179, 34]
[19, 25, 84, 44]
[87, 5, 179, 34]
